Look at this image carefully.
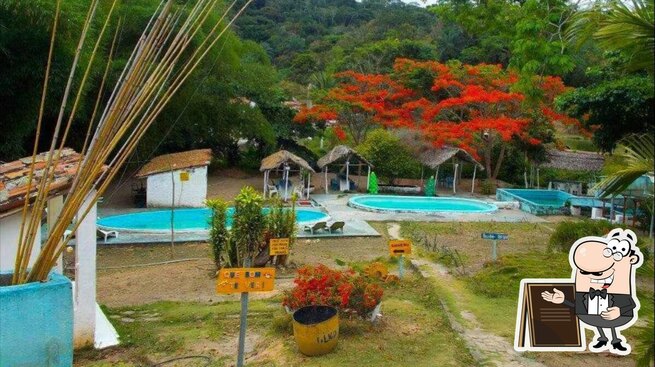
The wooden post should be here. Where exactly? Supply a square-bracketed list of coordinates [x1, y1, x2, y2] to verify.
[610, 195, 615, 222]
[453, 163, 458, 194]
[306, 172, 311, 199]
[170, 164, 175, 257]
[434, 166, 439, 194]
[324, 166, 328, 194]
[633, 199, 639, 227]
[263, 170, 268, 198]
[345, 160, 350, 191]
[471, 164, 477, 194]
[284, 165, 289, 200]
[536, 168, 540, 189]
[366, 165, 371, 191]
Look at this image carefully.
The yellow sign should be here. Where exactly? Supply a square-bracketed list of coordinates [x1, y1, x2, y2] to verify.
[179, 171, 189, 181]
[216, 268, 276, 294]
[269, 238, 290, 256]
[389, 239, 411, 256]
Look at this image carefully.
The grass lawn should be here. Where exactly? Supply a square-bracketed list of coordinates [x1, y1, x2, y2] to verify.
[76, 263, 475, 366]
[401, 221, 654, 367]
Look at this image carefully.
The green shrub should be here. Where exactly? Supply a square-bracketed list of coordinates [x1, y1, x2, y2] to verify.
[479, 179, 495, 195]
[206, 199, 230, 268]
[358, 129, 422, 183]
[232, 186, 266, 266]
[467, 253, 570, 298]
[549, 219, 614, 252]
[549, 220, 651, 267]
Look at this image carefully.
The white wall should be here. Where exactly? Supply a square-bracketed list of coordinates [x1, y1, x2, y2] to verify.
[146, 166, 207, 208]
[0, 208, 41, 273]
[74, 190, 97, 348]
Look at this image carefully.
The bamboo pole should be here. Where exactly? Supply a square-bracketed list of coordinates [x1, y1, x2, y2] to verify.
[12, 0, 62, 283]
[17, 0, 255, 284]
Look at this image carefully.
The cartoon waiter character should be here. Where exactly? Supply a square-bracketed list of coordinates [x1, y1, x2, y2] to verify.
[541, 228, 643, 355]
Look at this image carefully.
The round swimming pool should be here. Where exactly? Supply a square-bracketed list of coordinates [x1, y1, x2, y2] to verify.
[348, 195, 497, 214]
[97, 208, 329, 232]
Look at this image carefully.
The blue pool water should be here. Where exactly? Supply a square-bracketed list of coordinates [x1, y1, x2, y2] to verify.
[496, 189, 573, 215]
[348, 195, 497, 213]
[97, 208, 329, 232]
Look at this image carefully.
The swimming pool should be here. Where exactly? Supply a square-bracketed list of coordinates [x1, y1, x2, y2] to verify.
[97, 208, 329, 232]
[348, 195, 497, 214]
[496, 189, 572, 215]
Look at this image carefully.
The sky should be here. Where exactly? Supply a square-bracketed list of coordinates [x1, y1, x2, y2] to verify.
[356, 0, 439, 7]
[402, 0, 438, 6]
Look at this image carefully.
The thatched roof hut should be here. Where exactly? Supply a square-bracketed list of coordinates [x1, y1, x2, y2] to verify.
[260, 150, 315, 173]
[317, 145, 372, 169]
[136, 149, 212, 178]
[542, 149, 605, 172]
[419, 147, 484, 170]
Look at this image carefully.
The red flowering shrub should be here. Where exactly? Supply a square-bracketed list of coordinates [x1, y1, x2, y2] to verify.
[283, 264, 384, 318]
[333, 125, 347, 141]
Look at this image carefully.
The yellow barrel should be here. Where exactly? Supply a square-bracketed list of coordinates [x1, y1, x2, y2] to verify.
[292, 305, 339, 356]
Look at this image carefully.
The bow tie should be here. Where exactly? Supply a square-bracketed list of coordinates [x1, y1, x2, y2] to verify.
[589, 288, 608, 300]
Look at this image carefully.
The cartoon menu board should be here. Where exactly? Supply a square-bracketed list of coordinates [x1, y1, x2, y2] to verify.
[515, 282, 584, 350]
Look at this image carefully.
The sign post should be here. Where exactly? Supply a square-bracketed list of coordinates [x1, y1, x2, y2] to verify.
[389, 239, 411, 278]
[481, 232, 509, 261]
[269, 238, 290, 256]
[217, 266, 275, 367]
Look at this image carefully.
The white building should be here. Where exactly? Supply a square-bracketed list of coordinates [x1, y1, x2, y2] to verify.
[0, 148, 118, 349]
[136, 149, 212, 208]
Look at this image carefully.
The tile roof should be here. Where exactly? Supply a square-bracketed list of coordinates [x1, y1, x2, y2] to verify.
[136, 149, 212, 178]
[0, 148, 82, 214]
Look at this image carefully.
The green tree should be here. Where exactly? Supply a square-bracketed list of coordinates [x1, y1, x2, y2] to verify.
[556, 64, 654, 152]
[0, 0, 108, 160]
[567, 0, 654, 75]
[206, 199, 230, 269]
[232, 186, 266, 266]
[358, 129, 421, 184]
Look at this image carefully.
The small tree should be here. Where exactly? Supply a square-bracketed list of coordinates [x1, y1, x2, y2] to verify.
[232, 186, 266, 267]
[368, 172, 379, 194]
[425, 176, 436, 196]
[206, 199, 230, 269]
[266, 196, 297, 266]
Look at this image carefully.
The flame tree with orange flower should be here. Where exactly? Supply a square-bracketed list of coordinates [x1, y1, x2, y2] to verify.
[294, 71, 413, 145]
[296, 58, 583, 181]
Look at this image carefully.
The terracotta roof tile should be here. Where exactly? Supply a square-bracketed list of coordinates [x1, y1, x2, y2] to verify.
[0, 148, 83, 215]
[0, 161, 23, 174]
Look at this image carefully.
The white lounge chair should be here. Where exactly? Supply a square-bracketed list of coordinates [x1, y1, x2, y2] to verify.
[63, 229, 74, 241]
[266, 184, 279, 198]
[97, 229, 118, 242]
[328, 221, 345, 233]
[303, 221, 327, 235]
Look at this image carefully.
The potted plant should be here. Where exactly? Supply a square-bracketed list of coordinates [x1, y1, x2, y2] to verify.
[283, 264, 385, 356]
[292, 305, 339, 356]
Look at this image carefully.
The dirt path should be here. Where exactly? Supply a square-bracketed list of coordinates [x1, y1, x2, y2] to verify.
[387, 222, 546, 367]
[410, 258, 546, 367]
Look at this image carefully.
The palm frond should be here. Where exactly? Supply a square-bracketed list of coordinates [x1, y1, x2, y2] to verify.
[594, 134, 654, 198]
[565, 0, 654, 74]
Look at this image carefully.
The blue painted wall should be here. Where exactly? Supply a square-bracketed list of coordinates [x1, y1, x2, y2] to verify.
[0, 273, 73, 367]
